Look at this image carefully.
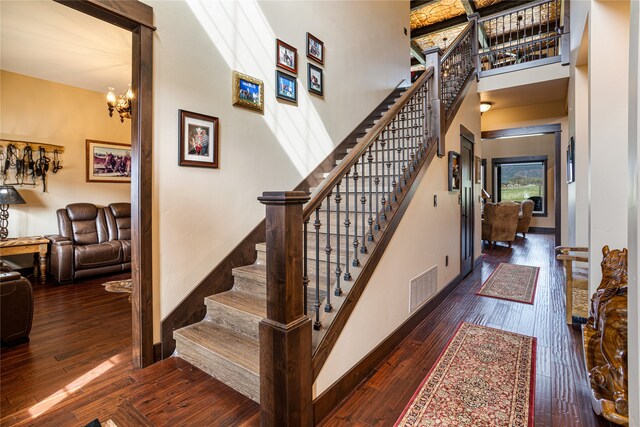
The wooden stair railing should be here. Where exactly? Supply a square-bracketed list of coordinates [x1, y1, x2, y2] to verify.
[259, 23, 479, 425]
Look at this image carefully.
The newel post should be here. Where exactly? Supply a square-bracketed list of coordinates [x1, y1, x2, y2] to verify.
[424, 47, 444, 157]
[257, 191, 313, 427]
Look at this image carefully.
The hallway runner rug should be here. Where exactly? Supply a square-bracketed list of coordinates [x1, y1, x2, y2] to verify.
[395, 322, 536, 427]
[477, 263, 539, 304]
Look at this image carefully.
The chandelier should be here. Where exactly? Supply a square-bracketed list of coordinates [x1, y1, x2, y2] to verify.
[106, 85, 133, 122]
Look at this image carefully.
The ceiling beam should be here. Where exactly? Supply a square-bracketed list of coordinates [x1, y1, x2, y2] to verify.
[410, 0, 438, 11]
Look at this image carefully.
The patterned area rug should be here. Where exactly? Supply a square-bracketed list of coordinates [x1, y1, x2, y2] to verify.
[102, 279, 132, 303]
[477, 263, 540, 304]
[395, 323, 536, 427]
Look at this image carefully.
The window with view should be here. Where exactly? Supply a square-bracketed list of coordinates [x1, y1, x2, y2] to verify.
[493, 157, 547, 216]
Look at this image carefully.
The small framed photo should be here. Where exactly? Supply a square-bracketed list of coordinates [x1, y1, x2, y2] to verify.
[276, 70, 297, 103]
[566, 137, 575, 183]
[179, 110, 219, 168]
[232, 71, 264, 113]
[86, 140, 131, 183]
[474, 155, 482, 183]
[308, 63, 323, 96]
[276, 39, 297, 74]
[306, 33, 324, 65]
[448, 151, 461, 191]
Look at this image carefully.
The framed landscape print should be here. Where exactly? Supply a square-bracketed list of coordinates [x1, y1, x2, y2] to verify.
[86, 140, 131, 183]
[306, 33, 324, 64]
[276, 39, 297, 74]
[276, 70, 297, 103]
[179, 110, 219, 168]
[448, 151, 461, 191]
[232, 71, 264, 113]
[308, 63, 323, 96]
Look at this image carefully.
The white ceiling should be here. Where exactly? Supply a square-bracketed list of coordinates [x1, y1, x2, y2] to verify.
[1, 0, 131, 94]
[479, 78, 569, 111]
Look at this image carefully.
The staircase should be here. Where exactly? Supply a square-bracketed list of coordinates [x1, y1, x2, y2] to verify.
[173, 87, 409, 403]
[172, 19, 477, 414]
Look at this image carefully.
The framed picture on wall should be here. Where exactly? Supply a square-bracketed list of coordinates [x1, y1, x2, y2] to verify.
[276, 39, 297, 74]
[448, 151, 461, 191]
[178, 110, 219, 168]
[566, 137, 575, 183]
[307, 63, 323, 96]
[86, 140, 131, 183]
[306, 33, 324, 64]
[276, 70, 297, 103]
[232, 71, 264, 113]
[474, 155, 482, 183]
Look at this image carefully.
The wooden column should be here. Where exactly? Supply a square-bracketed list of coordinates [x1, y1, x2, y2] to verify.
[424, 47, 444, 157]
[258, 191, 313, 427]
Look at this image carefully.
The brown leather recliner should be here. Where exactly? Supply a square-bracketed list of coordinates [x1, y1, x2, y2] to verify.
[1, 266, 34, 346]
[517, 199, 535, 238]
[47, 203, 131, 283]
[482, 202, 519, 248]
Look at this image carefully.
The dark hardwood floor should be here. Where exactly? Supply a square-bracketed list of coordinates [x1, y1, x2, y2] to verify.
[321, 233, 610, 426]
[1, 233, 607, 426]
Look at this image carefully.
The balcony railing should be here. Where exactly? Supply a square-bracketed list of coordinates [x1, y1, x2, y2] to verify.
[477, 0, 564, 77]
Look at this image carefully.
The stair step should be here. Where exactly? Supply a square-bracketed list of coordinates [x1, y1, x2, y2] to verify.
[205, 290, 266, 340]
[233, 263, 267, 295]
[174, 320, 260, 402]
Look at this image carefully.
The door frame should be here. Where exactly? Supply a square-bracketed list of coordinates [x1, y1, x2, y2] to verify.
[481, 124, 562, 248]
[55, 0, 155, 368]
[460, 125, 475, 275]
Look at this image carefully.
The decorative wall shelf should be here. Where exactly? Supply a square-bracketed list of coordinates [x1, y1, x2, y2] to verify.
[0, 139, 65, 154]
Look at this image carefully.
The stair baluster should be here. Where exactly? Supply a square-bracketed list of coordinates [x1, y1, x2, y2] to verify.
[325, 194, 332, 312]
[303, 218, 309, 316]
[352, 161, 360, 265]
[334, 184, 343, 296]
[380, 131, 387, 220]
[314, 206, 322, 330]
[374, 141, 380, 230]
[391, 121, 397, 202]
[344, 170, 352, 280]
[367, 146, 374, 241]
[360, 153, 367, 253]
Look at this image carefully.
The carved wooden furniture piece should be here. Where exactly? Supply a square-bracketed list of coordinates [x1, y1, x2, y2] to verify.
[0, 237, 48, 284]
[556, 246, 589, 324]
[583, 245, 628, 426]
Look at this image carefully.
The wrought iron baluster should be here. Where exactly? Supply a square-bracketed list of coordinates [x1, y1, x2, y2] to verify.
[391, 120, 398, 202]
[374, 140, 380, 230]
[344, 170, 352, 279]
[380, 129, 387, 219]
[360, 153, 367, 253]
[325, 194, 332, 312]
[352, 162, 361, 264]
[401, 109, 407, 187]
[313, 206, 322, 330]
[410, 101, 416, 172]
[334, 183, 342, 296]
[367, 146, 374, 241]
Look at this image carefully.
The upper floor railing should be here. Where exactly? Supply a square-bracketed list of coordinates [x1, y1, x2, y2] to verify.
[477, 0, 565, 77]
[441, 20, 476, 118]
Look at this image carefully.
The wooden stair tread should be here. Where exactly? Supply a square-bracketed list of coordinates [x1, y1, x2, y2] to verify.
[232, 263, 266, 281]
[174, 320, 259, 374]
[206, 289, 266, 318]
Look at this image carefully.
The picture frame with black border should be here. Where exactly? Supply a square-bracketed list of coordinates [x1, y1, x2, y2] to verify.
[307, 63, 323, 96]
[276, 39, 297, 74]
[178, 109, 219, 168]
[306, 32, 324, 65]
[448, 151, 461, 191]
[276, 70, 297, 103]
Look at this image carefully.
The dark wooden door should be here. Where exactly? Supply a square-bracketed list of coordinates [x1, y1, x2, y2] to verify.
[460, 135, 474, 277]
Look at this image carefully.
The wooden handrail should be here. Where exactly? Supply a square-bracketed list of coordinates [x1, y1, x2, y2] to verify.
[441, 20, 474, 63]
[302, 67, 435, 219]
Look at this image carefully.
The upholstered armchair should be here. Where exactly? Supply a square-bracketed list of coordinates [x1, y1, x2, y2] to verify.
[517, 199, 535, 238]
[482, 202, 520, 248]
[47, 203, 131, 283]
[1, 264, 34, 346]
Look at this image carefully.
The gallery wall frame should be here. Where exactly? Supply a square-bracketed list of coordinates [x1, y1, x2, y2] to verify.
[232, 71, 264, 113]
[178, 110, 219, 168]
[86, 140, 132, 183]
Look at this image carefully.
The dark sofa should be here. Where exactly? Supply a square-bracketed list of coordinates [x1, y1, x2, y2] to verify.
[47, 202, 131, 283]
[0, 264, 34, 346]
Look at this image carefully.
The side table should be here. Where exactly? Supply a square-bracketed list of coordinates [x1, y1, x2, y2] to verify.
[0, 237, 49, 284]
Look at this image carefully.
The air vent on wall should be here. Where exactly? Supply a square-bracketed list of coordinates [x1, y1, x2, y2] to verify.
[410, 266, 437, 313]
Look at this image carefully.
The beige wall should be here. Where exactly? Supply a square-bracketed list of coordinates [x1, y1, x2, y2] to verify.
[588, 0, 630, 293]
[628, 0, 639, 422]
[482, 135, 556, 229]
[148, 0, 410, 338]
[481, 101, 568, 243]
[315, 80, 481, 396]
[0, 70, 131, 239]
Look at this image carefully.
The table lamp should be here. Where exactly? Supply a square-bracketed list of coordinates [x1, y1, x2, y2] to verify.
[0, 185, 26, 239]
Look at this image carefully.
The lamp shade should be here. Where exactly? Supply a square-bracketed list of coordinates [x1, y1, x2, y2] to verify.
[0, 186, 26, 205]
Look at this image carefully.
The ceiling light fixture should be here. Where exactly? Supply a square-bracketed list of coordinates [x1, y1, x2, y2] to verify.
[107, 85, 133, 123]
[480, 102, 493, 114]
